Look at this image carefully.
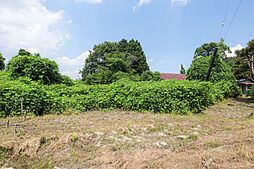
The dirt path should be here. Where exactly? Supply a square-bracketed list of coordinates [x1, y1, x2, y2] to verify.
[0, 99, 254, 169]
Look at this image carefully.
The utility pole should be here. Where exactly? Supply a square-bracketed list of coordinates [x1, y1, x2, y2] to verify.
[206, 48, 218, 81]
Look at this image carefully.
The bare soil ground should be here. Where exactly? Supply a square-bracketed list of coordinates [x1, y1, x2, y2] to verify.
[0, 98, 254, 169]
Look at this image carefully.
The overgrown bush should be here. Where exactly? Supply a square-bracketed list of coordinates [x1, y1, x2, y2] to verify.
[0, 53, 5, 71]
[7, 53, 62, 85]
[141, 71, 161, 81]
[248, 86, 254, 98]
[48, 79, 228, 114]
[0, 71, 240, 116]
[61, 75, 74, 86]
[212, 80, 241, 100]
[187, 56, 235, 83]
[0, 72, 64, 117]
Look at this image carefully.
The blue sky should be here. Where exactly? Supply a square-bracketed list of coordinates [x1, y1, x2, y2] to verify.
[0, 0, 253, 78]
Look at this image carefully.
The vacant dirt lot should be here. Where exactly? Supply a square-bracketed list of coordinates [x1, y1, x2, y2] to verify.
[0, 99, 254, 169]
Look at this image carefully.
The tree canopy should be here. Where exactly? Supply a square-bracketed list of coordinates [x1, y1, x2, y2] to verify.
[194, 39, 230, 59]
[0, 53, 5, 71]
[7, 49, 62, 85]
[81, 39, 155, 84]
[187, 41, 235, 83]
[180, 64, 186, 74]
[234, 39, 254, 80]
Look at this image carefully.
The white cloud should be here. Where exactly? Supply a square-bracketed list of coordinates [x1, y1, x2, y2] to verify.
[26, 48, 40, 54]
[55, 51, 90, 79]
[74, 0, 102, 4]
[139, 0, 151, 6]
[0, 0, 69, 58]
[226, 44, 244, 57]
[133, 0, 151, 12]
[133, 0, 190, 11]
[171, 0, 190, 6]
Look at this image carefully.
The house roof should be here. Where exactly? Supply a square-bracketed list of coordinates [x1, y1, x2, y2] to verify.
[160, 73, 186, 80]
[237, 78, 254, 85]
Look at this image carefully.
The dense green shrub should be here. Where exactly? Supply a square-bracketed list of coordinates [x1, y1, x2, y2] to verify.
[0, 53, 5, 71]
[48, 79, 225, 114]
[111, 71, 130, 82]
[0, 71, 11, 81]
[141, 71, 161, 81]
[0, 70, 240, 116]
[248, 86, 254, 98]
[0, 81, 44, 116]
[61, 75, 74, 86]
[0, 72, 64, 117]
[187, 56, 235, 83]
[46, 79, 241, 114]
[7, 52, 62, 85]
[212, 80, 241, 100]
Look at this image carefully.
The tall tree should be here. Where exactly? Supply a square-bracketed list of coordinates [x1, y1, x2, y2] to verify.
[18, 49, 33, 56]
[180, 64, 186, 74]
[0, 53, 5, 71]
[234, 39, 254, 80]
[194, 39, 230, 59]
[187, 40, 235, 83]
[81, 39, 150, 84]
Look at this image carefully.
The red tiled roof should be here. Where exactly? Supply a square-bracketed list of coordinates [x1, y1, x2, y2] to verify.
[160, 73, 186, 80]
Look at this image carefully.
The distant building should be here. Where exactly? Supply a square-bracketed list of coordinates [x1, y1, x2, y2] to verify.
[237, 78, 254, 95]
[160, 73, 186, 80]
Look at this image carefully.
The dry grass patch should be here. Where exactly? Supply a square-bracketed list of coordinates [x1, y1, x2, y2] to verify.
[0, 99, 254, 169]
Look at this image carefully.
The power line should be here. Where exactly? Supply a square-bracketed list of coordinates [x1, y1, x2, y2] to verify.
[224, 0, 243, 40]
[219, 0, 230, 40]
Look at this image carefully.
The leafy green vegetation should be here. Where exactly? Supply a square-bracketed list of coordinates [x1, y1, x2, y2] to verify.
[81, 39, 159, 84]
[248, 86, 254, 98]
[7, 49, 62, 85]
[213, 80, 241, 99]
[0, 72, 64, 117]
[0, 69, 240, 117]
[51, 79, 217, 114]
[0, 53, 5, 71]
[187, 40, 236, 83]
[187, 55, 235, 83]
[234, 39, 254, 80]
[0, 39, 243, 117]
[180, 64, 186, 74]
[194, 39, 230, 59]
